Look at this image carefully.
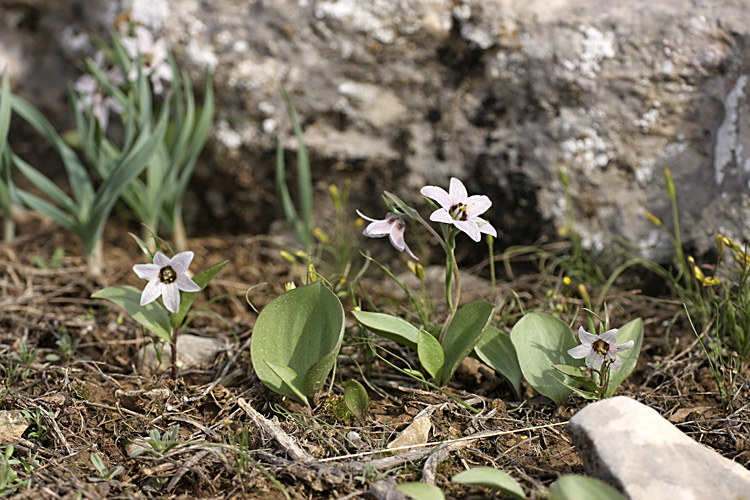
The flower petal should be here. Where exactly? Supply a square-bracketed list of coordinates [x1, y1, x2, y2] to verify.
[355, 210, 379, 223]
[611, 339, 635, 353]
[454, 220, 481, 242]
[577, 327, 598, 345]
[586, 351, 604, 371]
[134, 263, 160, 280]
[140, 280, 163, 306]
[420, 186, 453, 209]
[465, 194, 492, 217]
[429, 208, 455, 224]
[176, 273, 201, 293]
[599, 329, 619, 346]
[474, 217, 498, 237]
[448, 177, 468, 205]
[162, 283, 180, 313]
[170, 251, 195, 274]
[363, 220, 394, 237]
[567, 344, 591, 359]
[153, 252, 170, 267]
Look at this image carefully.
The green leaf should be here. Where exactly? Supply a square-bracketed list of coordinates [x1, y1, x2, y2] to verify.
[265, 360, 308, 406]
[344, 380, 369, 422]
[351, 310, 419, 350]
[418, 329, 444, 381]
[605, 318, 643, 397]
[474, 326, 522, 398]
[170, 260, 228, 329]
[549, 475, 626, 500]
[452, 467, 525, 499]
[510, 312, 581, 405]
[251, 281, 344, 405]
[440, 301, 494, 386]
[92, 286, 172, 343]
[395, 483, 445, 500]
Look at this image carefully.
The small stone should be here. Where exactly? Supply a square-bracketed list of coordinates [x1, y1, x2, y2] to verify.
[115, 388, 172, 412]
[568, 396, 750, 500]
[0, 411, 28, 442]
[387, 415, 432, 450]
[134, 334, 225, 377]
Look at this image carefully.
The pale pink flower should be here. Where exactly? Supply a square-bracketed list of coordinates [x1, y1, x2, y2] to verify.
[357, 210, 418, 260]
[133, 251, 200, 313]
[74, 51, 125, 131]
[567, 326, 634, 371]
[121, 25, 173, 95]
[420, 177, 497, 242]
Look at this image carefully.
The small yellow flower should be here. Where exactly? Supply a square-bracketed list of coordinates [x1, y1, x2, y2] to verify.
[284, 281, 297, 291]
[408, 261, 424, 280]
[563, 276, 572, 286]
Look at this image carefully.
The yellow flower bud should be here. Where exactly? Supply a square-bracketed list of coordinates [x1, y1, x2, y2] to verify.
[563, 276, 572, 286]
[313, 227, 330, 244]
[284, 281, 297, 291]
[408, 261, 424, 280]
[279, 250, 296, 263]
[644, 211, 663, 227]
[577, 283, 591, 304]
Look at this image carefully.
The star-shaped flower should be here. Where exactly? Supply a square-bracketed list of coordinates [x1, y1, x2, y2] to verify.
[121, 25, 173, 95]
[420, 177, 497, 242]
[74, 51, 125, 131]
[133, 251, 201, 313]
[356, 210, 418, 260]
[567, 326, 634, 371]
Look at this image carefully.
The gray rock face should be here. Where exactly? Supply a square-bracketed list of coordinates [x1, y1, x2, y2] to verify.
[568, 396, 750, 500]
[3, 0, 750, 256]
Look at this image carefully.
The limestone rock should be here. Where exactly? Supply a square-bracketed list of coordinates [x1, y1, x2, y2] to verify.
[568, 396, 750, 500]
[5, 0, 750, 257]
[0, 410, 28, 443]
[134, 334, 226, 377]
[387, 415, 432, 450]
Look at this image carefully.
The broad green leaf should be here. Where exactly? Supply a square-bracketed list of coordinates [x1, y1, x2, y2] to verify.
[170, 260, 228, 329]
[474, 326, 522, 398]
[549, 475, 626, 500]
[395, 483, 445, 500]
[265, 360, 308, 406]
[452, 467, 525, 499]
[605, 318, 643, 397]
[552, 364, 595, 385]
[92, 286, 172, 343]
[510, 312, 581, 405]
[251, 281, 344, 405]
[352, 310, 419, 350]
[440, 301, 494, 386]
[344, 379, 369, 422]
[418, 329, 444, 381]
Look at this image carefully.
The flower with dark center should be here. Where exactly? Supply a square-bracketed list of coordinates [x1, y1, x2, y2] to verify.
[420, 177, 497, 242]
[356, 210, 418, 260]
[567, 326, 634, 371]
[133, 251, 200, 313]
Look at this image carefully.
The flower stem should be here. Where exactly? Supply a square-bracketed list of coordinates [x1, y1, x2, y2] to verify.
[439, 231, 461, 345]
[170, 325, 179, 380]
[86, 239, 103, 277]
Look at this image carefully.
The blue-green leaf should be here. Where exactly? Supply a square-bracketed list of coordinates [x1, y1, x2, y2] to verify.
[474, 326, 522, 398]
[92, 286, 172, 343]
[418, 329, 444, 381]
[549, 475, 626, 500]
[251, 281, 344, 405]
[510, 312, 581, 405]
[265, 360, 308, 406]
[352, 310, 419, 350]
[605, 318, 643, 397]
[170, 259, 228, 329]
[452, 467, 525, 499]
[344, 380, 369, 422]
[440, 301, 494, 386]
[395, 483, 445, 500]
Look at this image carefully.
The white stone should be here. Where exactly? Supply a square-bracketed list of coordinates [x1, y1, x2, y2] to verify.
[134, 334, 226, 377]
[568, 396, 750, 500]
